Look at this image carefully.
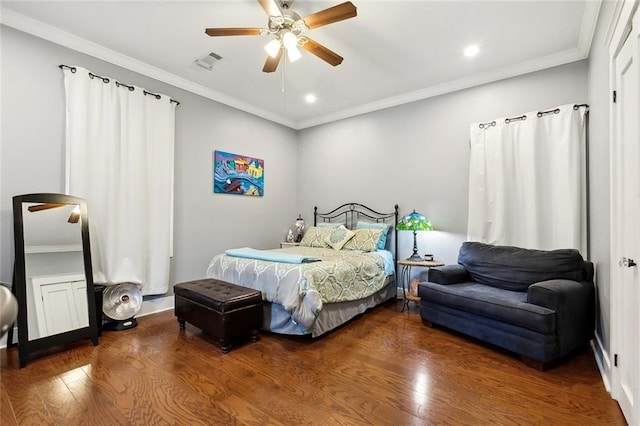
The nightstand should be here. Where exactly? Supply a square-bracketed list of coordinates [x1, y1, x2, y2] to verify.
[280, 242, 301, 248]
[397, 259, 445, 312]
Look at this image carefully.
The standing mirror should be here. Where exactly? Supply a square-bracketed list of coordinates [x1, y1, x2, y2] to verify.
[12, 193, 99, 367]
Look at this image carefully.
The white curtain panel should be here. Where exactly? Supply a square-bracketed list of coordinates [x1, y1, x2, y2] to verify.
[468, 103, 587, 254]
[63, 66, 175, 295]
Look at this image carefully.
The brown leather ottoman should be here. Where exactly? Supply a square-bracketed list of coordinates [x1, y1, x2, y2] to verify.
[174, 279, 262, 353]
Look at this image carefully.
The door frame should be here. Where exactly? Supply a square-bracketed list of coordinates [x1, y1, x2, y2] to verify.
[609, 1, 640, 424]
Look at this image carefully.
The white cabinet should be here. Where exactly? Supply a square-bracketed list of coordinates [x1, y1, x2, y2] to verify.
[30, 273, 89, 339]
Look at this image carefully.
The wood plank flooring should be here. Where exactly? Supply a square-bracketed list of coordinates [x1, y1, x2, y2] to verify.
[1, 300, 625, 425]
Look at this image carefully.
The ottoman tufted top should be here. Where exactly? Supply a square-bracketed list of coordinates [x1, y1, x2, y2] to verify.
[174, 279, 262, 312]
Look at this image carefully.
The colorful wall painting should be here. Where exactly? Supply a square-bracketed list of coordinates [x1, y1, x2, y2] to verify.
[213, 150, 264, 196]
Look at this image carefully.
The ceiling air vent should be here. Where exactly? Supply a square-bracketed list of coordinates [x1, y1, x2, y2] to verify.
[193, 52, 222, 71]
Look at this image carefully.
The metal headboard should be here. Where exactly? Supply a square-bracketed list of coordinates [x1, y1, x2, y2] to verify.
[314, 203, 399, 284]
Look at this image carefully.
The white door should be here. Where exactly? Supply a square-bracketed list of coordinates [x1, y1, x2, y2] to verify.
[611, 4, 640, 424]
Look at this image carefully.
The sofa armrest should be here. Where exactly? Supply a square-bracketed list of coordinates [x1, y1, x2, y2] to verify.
[527, 279, 595, 354]
[428, 265, 470, 285]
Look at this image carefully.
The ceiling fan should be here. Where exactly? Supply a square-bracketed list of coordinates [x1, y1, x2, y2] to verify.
[205, 0, 357, 73]
[28, 203, 80, 223]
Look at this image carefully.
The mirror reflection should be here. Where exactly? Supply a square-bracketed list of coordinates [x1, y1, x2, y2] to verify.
[12, 193, 98, 368]
[22, 202, 89, 339]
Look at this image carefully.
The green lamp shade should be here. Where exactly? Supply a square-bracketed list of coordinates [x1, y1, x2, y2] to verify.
[397, 210, 433, 261]
[397, 210, 433, 231]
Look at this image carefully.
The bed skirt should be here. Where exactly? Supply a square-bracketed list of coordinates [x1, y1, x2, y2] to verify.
[262, 276, 396, 337]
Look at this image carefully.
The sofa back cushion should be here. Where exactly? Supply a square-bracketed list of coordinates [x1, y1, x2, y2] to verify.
[458, 242, 585, 292]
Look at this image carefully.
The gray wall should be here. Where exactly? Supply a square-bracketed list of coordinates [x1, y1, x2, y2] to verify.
[0, 26, 299, 293]
[587, 0, 615, 382]
[2, 24, 603, 318]
[297, 61, 588, 280]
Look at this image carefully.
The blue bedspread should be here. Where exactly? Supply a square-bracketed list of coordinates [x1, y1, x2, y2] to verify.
[224, 247, 321, 264]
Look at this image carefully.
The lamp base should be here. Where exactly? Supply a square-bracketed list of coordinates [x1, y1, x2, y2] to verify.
[405, 253, 424, 262]
[406, 231, 424, 262]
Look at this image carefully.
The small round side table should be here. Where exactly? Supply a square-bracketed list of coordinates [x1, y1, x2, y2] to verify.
[397, 259, 445, 312]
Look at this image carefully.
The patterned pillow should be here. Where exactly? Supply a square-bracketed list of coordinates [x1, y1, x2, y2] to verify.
[342, 228, 384, 252]
[324, 225, 355, 250]
[300, 226, 332, 248]
[356, 221, 392, 250]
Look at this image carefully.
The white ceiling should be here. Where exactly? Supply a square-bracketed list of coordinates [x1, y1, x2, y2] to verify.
[1, 0, 600, 129]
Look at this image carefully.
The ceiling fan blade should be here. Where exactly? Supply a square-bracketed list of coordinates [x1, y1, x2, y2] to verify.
[67, 212, 80, 224]
[205, 28, 263, 37]
[27, 203, 66, 212]
[302, 1, 357, 30]
[262, 49, 283, 73]
[301, 38, 344, 66]
[258, 0, 282, 17]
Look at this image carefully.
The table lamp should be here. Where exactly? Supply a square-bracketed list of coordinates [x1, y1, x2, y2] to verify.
[294, 214, 305, 242]
[397, 210, 433, 261]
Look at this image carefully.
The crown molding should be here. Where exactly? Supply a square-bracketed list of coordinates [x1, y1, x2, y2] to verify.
[577, 0, 602, 56]
[1, 4, 599, 132]
[296, 47, 587, 130]
[0, 7, 297, 129]
[604, 0, 632, 48]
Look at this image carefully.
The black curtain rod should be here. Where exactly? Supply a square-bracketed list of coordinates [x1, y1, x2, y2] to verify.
[479, 104, 590, 129]
[59, 64, 180, 105]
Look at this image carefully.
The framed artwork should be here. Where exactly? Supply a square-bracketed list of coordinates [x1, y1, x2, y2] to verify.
[213, 150, 264, 196]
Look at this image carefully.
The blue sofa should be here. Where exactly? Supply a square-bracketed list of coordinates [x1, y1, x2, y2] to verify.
[418, 242, 595, 368]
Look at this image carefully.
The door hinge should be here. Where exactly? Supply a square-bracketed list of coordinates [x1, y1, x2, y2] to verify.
[613, 90, 617, 103]
[614, 353, 618, 367]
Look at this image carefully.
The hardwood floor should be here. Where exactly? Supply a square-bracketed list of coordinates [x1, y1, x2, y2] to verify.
[1, 300, 625, 425]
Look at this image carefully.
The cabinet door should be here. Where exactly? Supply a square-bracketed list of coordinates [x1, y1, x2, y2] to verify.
[72, 280, 89, 328]
[41, 282, 81, 336]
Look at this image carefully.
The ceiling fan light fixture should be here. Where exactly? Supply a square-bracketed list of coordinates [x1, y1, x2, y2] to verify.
[287, 45, 302, 62]
[282, 31, 298, 50]
[264, 38, 282, 58]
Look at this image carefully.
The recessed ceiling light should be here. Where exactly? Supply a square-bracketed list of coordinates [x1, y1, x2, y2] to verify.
[464, 45, 479, 58]
[305, 94, 317, 103]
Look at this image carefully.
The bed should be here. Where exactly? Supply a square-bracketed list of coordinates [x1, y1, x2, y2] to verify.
[206, 203, 399, 337]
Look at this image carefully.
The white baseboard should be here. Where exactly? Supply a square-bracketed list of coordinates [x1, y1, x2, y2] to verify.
[591, 332, 611, 393]
[0, 296, 175, 349]
[138, 295, 174, 317]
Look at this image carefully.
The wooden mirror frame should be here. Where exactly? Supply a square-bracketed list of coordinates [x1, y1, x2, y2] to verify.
[12, 193, 99, 367]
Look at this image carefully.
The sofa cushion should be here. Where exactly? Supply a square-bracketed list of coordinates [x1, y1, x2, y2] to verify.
[419, 281, 556, 334]
[419, 302, 557, 362]
[428, 265, 470, 285]
[458, 242, 584, 292]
